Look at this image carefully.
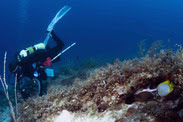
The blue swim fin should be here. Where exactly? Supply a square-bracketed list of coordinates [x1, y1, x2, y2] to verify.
[47, 5, 71, 32]
[44, 5, 71, 45]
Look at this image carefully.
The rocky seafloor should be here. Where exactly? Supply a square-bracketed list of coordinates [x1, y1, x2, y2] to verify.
[15, 48, 183, 122]
[2, 45, 183, 122]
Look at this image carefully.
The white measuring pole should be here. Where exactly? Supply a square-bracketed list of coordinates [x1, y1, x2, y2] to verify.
[51, 42, 76, 62]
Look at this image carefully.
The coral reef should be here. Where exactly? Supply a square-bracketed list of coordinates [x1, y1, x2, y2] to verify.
[15, 48, 183, 121]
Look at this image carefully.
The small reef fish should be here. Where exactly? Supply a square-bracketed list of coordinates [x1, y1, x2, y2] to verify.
[24, 105, 30, 109]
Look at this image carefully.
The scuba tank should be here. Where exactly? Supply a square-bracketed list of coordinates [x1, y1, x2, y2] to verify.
[19, 43, 45, 60]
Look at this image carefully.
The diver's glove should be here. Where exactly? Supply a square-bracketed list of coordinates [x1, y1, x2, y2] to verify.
[43, 57, 52, 67]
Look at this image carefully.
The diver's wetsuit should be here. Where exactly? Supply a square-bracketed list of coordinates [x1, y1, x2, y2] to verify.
[10, 31, 64, 96]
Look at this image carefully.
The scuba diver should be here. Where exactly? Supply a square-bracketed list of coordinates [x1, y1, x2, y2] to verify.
[8, 6, 72, 97]
[9, 31, 64, 96]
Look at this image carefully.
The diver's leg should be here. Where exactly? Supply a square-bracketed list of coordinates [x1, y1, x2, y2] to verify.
[37, 68, 47, 96]
[39, 80, 43, 96]
[51, 31, 65, 48]
[48, 31, 65, 60]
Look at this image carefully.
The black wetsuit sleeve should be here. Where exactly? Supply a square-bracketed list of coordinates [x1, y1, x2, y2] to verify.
[46, 31, 65, 63]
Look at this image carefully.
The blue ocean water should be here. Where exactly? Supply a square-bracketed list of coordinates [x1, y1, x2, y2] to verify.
[0, 0, 183, 81]
[1, 0, 183, 121]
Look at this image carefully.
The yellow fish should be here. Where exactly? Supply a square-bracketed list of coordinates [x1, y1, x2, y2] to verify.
[24, 105, 30, 109]
[157, 80, 174, 97]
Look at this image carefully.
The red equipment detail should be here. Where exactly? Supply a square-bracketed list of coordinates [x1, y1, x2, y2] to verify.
[43, 57, 52, 66]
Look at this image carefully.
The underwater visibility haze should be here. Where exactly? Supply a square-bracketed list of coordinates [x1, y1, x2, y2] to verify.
[1, 0, 183, 121]
[1, 0, 183, 59]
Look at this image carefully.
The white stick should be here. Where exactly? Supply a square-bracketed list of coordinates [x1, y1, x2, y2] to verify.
[0, 52, 17, 122]
[51, 42, 76, 62]
[15, 74, 18, 118]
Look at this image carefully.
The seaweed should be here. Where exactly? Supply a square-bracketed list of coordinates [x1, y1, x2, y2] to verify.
[16, 44, 183, 121]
